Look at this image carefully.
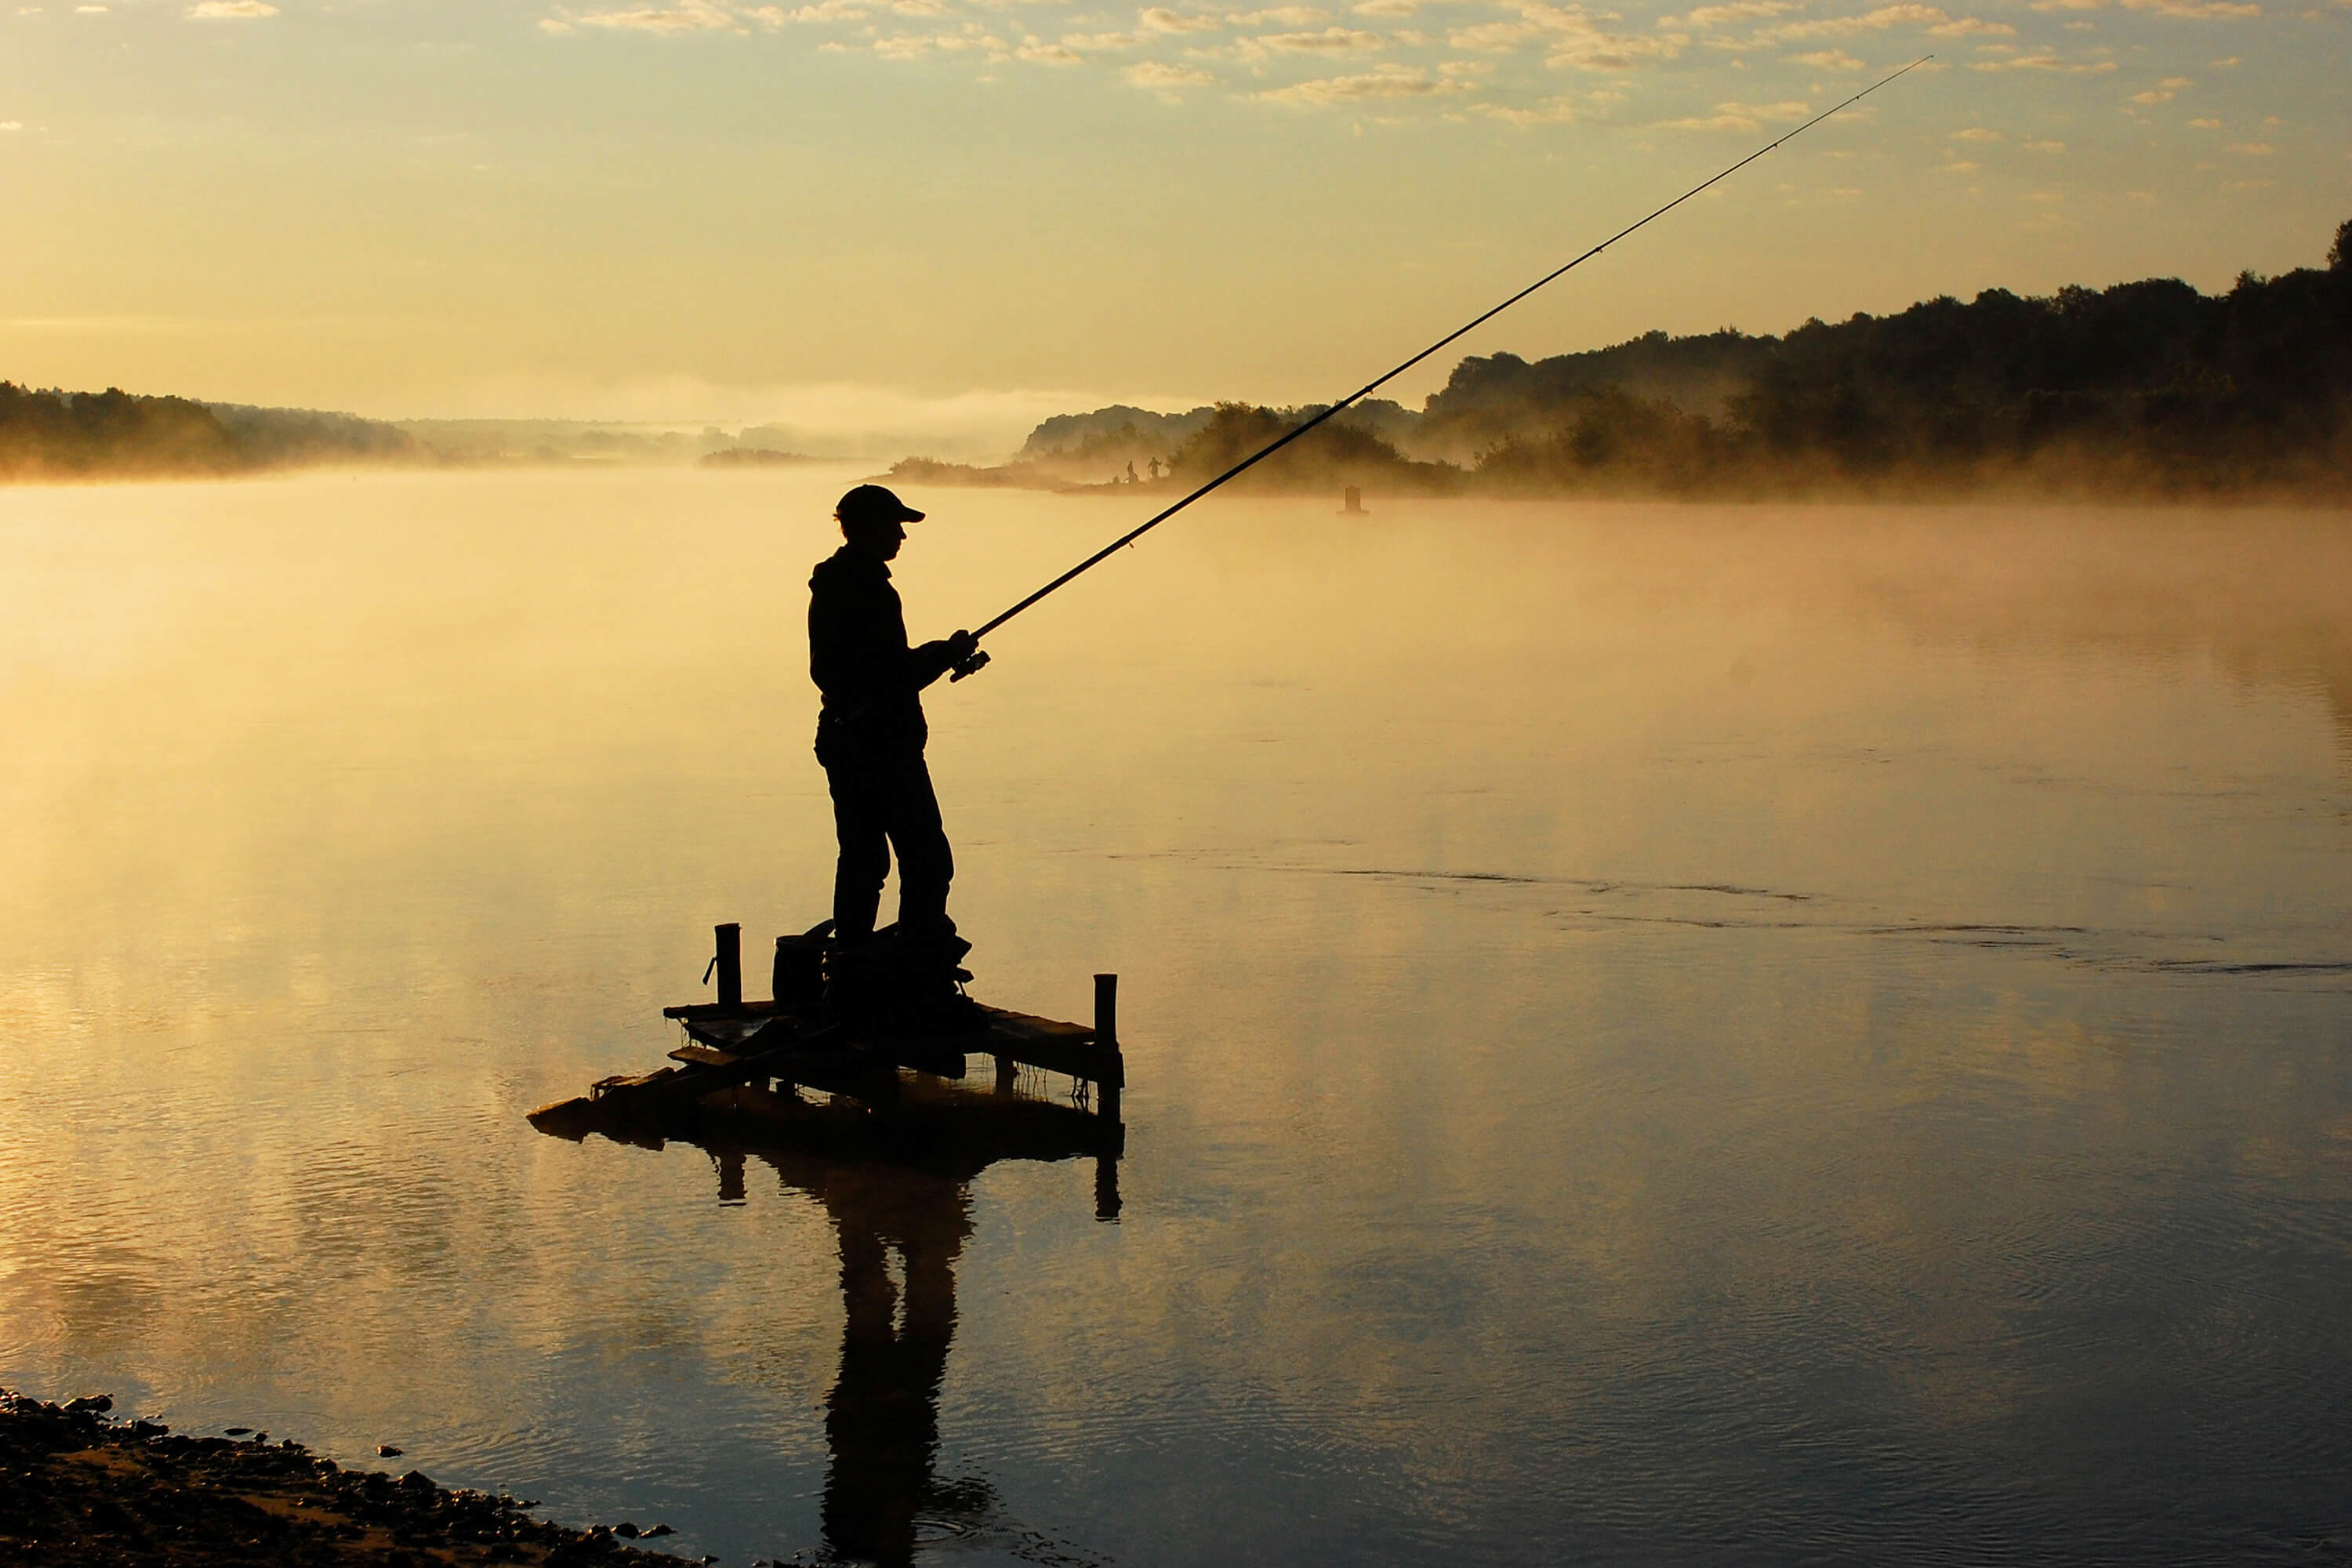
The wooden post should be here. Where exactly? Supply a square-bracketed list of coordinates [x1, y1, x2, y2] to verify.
[715, 923, 742, 1011]
[1094, 972, 1121, 1122]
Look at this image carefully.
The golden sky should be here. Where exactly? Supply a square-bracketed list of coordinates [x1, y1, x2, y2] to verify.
[2, 0, 2344, 431]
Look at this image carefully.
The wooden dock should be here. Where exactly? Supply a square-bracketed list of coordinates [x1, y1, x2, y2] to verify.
[527, 924, 1125, 1164]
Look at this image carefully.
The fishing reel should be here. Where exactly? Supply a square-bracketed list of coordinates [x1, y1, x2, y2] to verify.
[949, 648, 991, 682]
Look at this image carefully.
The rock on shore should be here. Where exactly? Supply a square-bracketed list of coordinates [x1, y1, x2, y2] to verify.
[0, 1388, 694, 1566]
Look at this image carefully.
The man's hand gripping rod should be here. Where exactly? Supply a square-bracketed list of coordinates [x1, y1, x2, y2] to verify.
[947, 55, 1929, 684]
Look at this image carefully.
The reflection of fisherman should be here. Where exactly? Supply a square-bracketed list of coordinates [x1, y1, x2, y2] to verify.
[816, 1160, 978, 1565]
[808, 485, 977, 969]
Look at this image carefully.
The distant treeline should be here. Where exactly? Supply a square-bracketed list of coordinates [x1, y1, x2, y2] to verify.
[0, 387, 819, 480]
[0, 385, 445, 479]
[970, 216, 2352, 503]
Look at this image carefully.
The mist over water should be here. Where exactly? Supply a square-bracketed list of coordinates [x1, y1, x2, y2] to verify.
[2, 470, 2348, 1566]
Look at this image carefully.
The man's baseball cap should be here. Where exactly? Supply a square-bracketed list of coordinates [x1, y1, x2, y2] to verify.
[835, 484, 925, 526]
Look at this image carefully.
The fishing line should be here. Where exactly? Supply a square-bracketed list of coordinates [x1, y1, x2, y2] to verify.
[946, 53, 1932, 682]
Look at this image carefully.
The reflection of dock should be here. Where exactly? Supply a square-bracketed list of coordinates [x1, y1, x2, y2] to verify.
[527, 938, 1128, 1565]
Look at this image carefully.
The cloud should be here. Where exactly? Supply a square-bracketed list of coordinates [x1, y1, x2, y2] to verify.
[1352, 0, 1416, 13]
[2028, 0, 2101, 8]
[570, 1, 739, 30]
[1124, 56, 1214, 83]
[2022, 136, 2064, 149]
[1671, 0, 1801, 23]
[1763, 4, 1962, 38]
[1449, 17, 1537, 46]
[1949, 124, 2002, 139]
[1929, 13, 2015, 31]
[1789, 47, 1868, 66]
[873, 25, 1013, 54]
[1472, 94, 1581, 122]
[2224, 140, 2273, 152]
[1656, 97, 1809, 129]
[2121, 0, 2259, 13]
[1062, 27, 1144, 46]
[1258, 61, 1469, 101]
[1260, 24, 1383, 46]
[1969, 50, 2116, 69]
[745, 1, 868, 20]
[1940, 158, 1980, 169]
[2186, 115, 2220, 126]
[1015, 34, 1082, 58]
[185, 0, 276, 15]
[1228, 5, 1325, 21]
[1139, 3, 1223, 25]
[1446, 2, 1683, 67]
[0, 121, 20, 131]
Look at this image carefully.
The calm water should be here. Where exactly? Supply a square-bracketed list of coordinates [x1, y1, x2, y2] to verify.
[3, 470, 2349, 1566]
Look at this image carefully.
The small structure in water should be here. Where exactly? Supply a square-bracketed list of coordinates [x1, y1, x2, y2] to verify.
[529, 920, 1125, 1564]
[529, 921, 1126, 1195]
[1341, 485, 1367, 515]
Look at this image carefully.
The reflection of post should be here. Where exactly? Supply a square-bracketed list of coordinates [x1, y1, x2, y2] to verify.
[1094, 1156, 1121, 1222]
[717, 1149, 746, 1205]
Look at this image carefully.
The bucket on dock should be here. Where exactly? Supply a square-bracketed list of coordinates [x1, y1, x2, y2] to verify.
[774, 920, 833, 1011]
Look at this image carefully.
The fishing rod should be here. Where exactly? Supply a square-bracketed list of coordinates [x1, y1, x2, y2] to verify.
[949, 54, 1931, 683]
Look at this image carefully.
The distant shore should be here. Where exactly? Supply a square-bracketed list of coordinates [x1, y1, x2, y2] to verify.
[9, 216, 2349, 503]
[0, 1388, 696, 1567]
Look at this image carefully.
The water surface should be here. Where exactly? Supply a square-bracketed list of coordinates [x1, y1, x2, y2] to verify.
[3, 470, 2349, 1564]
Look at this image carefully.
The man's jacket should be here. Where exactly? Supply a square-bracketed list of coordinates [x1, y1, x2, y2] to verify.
[808, 546, 958, 758]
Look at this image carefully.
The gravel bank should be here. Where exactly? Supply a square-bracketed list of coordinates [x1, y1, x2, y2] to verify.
[0, 1389, 703, 1566]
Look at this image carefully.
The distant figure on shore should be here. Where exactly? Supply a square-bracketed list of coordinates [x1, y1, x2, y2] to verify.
[1147, 456, 1162, 481]
[808, 485, 978, 1014]
[1124, 460, 1138, 485]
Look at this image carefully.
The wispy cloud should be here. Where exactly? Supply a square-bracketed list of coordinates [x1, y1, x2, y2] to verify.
[1258, 60, 1471, 100]
[1970, 50, 2117, 70]
[1472, 93, 1582, 122]
[1656, 97, 1809, 130]
[1789, 47, 1869, 67]
[1669, 0, 1802, 27]
[1139, 3, 1223, 26]
[186, 0, 277, 16]
[2121, 0, 2259, 15]
[1261, 24, 1384, 48]
[568, 0, 740, 31]
[1124, 56, 1215, 84]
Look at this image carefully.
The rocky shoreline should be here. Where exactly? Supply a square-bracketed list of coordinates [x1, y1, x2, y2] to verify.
[0, 1388, 703, 1566]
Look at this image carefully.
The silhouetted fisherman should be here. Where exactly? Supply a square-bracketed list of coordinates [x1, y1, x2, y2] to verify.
[809, 485, 978, 1015]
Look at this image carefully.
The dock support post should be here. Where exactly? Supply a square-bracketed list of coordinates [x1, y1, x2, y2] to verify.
[715, 923, 742, 1011]
[1094, 973, 1121, 1122]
